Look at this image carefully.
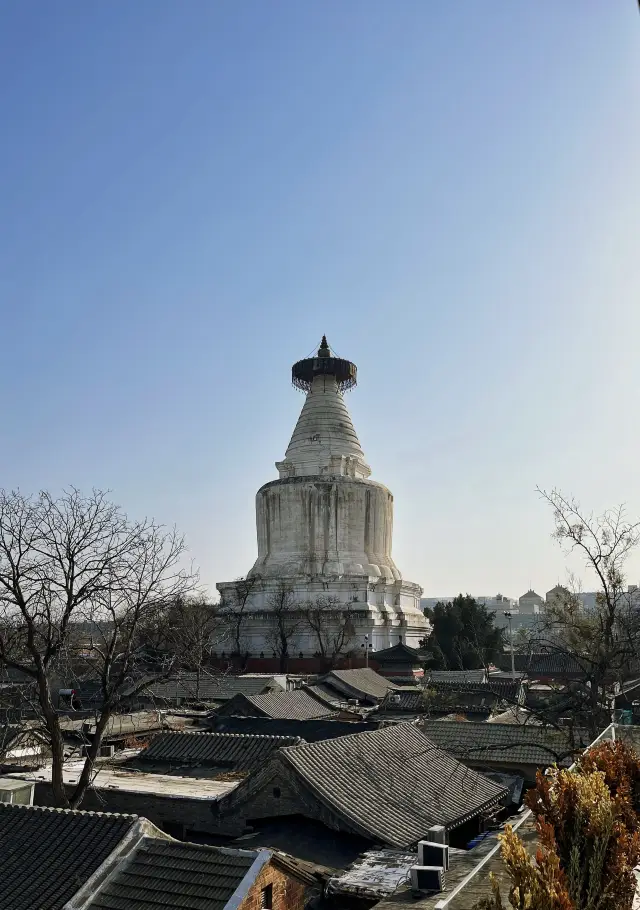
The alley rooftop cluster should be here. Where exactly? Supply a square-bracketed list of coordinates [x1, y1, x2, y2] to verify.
[2, 649, 632, 909]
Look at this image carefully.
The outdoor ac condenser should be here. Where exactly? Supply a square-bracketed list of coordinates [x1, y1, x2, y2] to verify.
[418, 840, 450, 871]
[410, 866, 445, 893]
[426, 824, 447, 844]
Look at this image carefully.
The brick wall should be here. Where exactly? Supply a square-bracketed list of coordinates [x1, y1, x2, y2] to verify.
[32, 782, 224, 839]
[215, 764, 358, 842]
[209, 655, 377, 675]
[241, 861, 306, 910]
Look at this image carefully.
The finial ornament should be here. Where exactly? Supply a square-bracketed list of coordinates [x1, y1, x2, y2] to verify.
[318, 335, 330, 358]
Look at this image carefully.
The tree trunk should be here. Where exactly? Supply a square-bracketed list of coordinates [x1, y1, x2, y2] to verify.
[36, 672, 69, 808]
[69, 708, 112, 809]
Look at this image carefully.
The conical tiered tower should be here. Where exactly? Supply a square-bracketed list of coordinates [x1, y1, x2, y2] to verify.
[217, 338, 429, 659]
[278, 335, 371, 480]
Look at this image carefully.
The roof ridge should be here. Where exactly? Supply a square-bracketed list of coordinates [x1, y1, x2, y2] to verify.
[0, 802, 139, 821]
[141, 836, 261, 858]
[421, 719, 588, 735]
[281, 720, 412, 753]
[149, 730, 301, 743]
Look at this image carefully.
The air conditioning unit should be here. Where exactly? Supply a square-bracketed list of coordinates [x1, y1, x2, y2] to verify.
[390, 694, 401, 704]
[426, 824, 447, 845]
[410, 866, 445, 893]
[418, 841, 449, 871]
[100, 745, 115, 758]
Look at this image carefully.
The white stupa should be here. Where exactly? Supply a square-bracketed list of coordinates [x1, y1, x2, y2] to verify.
[217, 337, 429, 656]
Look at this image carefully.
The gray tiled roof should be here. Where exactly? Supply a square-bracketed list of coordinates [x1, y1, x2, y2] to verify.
[278, 723, 507, 846]
[141, 674, 283, 704]
[487, 706, 537, 725]
[217, 691, 338, 720]
[487, 671, 527, 681]
[247, 690, 338, 720]
[60, 711, 170, 739]
[0, 803, 137, 910]
[421, 679, 523, 715]
[372, 642, 425, 664]
[378, 691, 505, 718]
[141, 731, 300, 770]
[429, 669, 487, 684]
[378, 689, 429, 712]
[496, 651, 587, 676]
[91, 838, 260, 910]
[321, 668, 400, 702]
[208, 715, 381, 741]
[303, 683, 347, 707]
[430, 680, 522, 700]
[420, 721, 590, 766]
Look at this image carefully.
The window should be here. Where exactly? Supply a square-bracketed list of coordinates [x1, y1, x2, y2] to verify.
[261, 885, 273, 910]
[272, 786, 281, 798]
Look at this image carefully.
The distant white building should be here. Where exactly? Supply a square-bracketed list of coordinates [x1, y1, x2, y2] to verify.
[420, 594, 521, 630]
[575, 585, 638, 612]
[478, 594, 517, 613]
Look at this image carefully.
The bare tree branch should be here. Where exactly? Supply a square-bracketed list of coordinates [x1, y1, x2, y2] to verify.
[303, 595, 355, 666]
[0, 488, 197, 808]
[265, 581, 303, 672]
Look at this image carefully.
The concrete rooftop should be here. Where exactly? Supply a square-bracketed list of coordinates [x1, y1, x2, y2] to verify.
[8, 756, 240, 800]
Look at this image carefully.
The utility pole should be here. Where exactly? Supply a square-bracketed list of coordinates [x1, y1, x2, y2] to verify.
[363, 633, 370, 668]
[504, 611, 515, 679]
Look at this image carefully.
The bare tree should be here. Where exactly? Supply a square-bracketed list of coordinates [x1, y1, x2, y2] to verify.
[220, 574, 262, 658]
[144, 595, 223, 699]
[523, 489, 640, 737]
[425, 494, 640, 739]
[303, 595, 355, 666]
[266, 581, 303, 672]
[513, 625, 534, 653]
[0, 488, 196, 808]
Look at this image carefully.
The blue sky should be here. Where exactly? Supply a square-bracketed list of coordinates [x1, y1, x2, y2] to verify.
[1, 3, 639, 598]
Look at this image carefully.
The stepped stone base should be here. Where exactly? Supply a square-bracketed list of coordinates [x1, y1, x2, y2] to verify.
[217, 573, 429, 656]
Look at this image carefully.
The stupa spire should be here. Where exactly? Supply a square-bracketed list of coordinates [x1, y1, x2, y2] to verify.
[318, 335, 331, 358]
[275, 337, 371, 480]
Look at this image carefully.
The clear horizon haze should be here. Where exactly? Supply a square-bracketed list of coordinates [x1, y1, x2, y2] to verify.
[1, 3, 639, 600]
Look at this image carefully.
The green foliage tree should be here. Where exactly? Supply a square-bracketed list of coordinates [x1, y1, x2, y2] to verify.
[424, 594, 504, 670]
